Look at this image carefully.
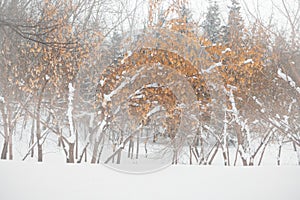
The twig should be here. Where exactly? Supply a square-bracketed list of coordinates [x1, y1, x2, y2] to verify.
[77, 142, 90, 163]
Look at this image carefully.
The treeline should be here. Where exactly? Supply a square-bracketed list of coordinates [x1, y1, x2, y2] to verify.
[0, 0, 299, 165]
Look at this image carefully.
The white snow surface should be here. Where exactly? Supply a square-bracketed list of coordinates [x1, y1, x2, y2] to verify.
[0, 161, 299, 200]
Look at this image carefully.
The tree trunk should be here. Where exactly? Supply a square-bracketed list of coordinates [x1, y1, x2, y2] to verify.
[7, 104, 13, 160]
[75, 129, 78, 160]
[36, 106, 43, 162]
[97, 142, 104, 164]
[297, 147, 300, 166]
[128, 138, 132, 158]
[37, 143, 43, 162]
[277, 143, 282, 166]
[189, 145, 193, 164]
[36, 99, 44, 162]
[222, 149, 228, 166]
[91, 140, 100, 164]
[1, 139, 8, 159]
[0, 104, 9, 159]
[208, 143, 219, 165]
[68, 142, 75, 163]
[8, 129, 13, 160]
[198, 130, 205, 164]
[36, 81, 48, 162]
[235, 124, 248, 166]
[136, 132, 139, 159]
[258, 142, 268, 166]
[117, 151, 121, 164]
[131, 139, 134, 159]
[91, 130, 104, 163]
[77, 143, 89, 163]
[30, 118, 35, 157]
[220, 138, 229, 166]
[172, 150, 178, 164]
[239, 150, 248, 166]
[293, 142, 300, 165]
[234, 145, 239, 166]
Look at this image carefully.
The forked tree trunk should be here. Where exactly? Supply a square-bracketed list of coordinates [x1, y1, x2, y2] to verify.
[239, 150, 248, 166]
[77, 143, 89, 163]
[235, 124, 248, 166]
[234, 145, 239, 166]
[208, 143, 219, 165]
[91, 140, 100, 164]
[258, 142, 268, 166]
[1, 140, 8, 159]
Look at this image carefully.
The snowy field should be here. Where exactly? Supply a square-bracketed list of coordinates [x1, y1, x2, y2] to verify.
[0, 161, 300, 200]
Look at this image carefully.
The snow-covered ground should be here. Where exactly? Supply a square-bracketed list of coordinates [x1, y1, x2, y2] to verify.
[0, 160, 299, 200]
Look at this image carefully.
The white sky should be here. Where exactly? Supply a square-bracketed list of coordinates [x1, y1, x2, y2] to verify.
[121, 0, 298, 32]
[190, 0, 296, 29]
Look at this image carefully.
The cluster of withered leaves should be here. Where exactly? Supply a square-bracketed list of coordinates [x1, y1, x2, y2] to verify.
[200, 24, 271, 112]
[97, 47, 211, 134]
[14, 0, 89, 96]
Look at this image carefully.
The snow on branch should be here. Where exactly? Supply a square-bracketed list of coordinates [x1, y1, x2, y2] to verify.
[202, 62, 222, 74]
[67, 83, 75, 143]
[244, 59, 254, 64]
[146, 105, 164, 118]
[102, 67, 145, 108]
[222, 48, 231, 54]
[278, 68, 300, 94]
[225, 86, 251, 154]
[252, 96, 265, 113]
[0, 96, 4, 103]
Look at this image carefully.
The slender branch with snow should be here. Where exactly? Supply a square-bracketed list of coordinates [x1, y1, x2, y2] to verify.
[225, 85, 251, 163]
[278, 68, 300, 94]
[67, 83, 76, 144]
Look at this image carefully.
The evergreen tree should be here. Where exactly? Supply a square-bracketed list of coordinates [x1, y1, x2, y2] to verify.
[110, 31, 123, 64]
[221, 0, 244, 48]
[202, 1, 221, 43]
[180, 4, 193, 23]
